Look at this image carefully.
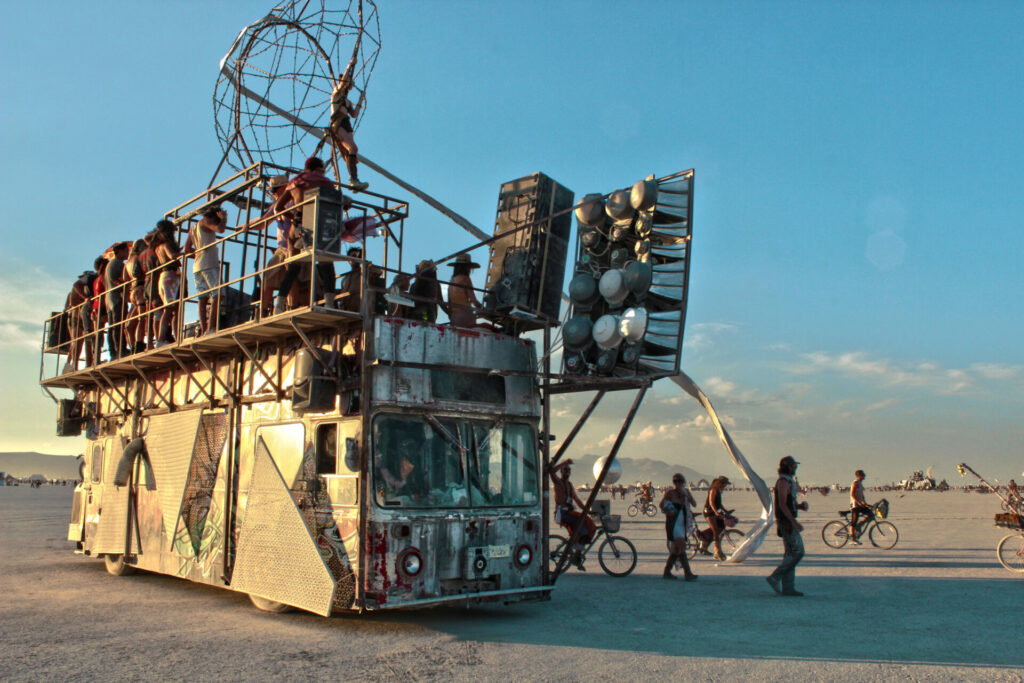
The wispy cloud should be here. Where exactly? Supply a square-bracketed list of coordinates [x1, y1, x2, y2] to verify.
[785, 350, 1023, 396]
[0, 266, 67, 352]
[971, 363, 1022, 381]
[683, 322, 739, 353]
[865, 398, 898, 412]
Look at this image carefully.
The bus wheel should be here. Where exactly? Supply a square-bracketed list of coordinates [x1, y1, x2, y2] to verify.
[104, 554, 136, 576]
[249, 594, 294, 613]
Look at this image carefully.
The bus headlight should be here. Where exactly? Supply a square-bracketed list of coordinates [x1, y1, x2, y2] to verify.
[397, 548, 423, 578]
[515, 544, 533, 568]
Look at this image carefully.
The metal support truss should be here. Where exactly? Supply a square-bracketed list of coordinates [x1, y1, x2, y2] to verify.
[231, 334, 284, 397]
[169, 349, 214, 404]
[130, 360, 172, 410]
[92, 369, 130, 415]
[548, 390, 606, 471]
[192, 349, 234, 398]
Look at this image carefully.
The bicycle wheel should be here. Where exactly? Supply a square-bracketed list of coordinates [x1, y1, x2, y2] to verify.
[644, 503, 658, 517]
[598, 535, 637, 577]
[822, 520, 849, 548]
[720, 528, 745, 554]
[549, 534, 569, 572]
[869, 520, 899, 549]
[997, 533, 1024, 573]
[686, 533, 698, 560]
[627, 504, 640, 518]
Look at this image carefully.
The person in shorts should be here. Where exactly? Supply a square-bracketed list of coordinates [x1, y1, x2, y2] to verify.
[848, 469, 873, 544]
[550, 459, 596, 569]
[124, 239, 148, 354]
[103, 241, 131, 359]
[185, 207, 227, 334]
[152, 220, 182, 346]
[328, 73, 368, 190]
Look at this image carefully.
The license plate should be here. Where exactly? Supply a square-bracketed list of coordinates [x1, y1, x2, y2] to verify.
[486, 544, 510, 559]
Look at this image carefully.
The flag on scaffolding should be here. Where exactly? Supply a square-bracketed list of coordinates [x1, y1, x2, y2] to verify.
[342, 216, 377, 242]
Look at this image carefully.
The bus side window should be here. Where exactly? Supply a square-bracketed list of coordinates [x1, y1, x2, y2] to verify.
[344, 437, 358, 473]
[315, 423, 338, 475]
[90, 444, 103, 483]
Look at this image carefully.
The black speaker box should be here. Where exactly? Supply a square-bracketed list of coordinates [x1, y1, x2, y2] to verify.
[57, 399, 84, 437]
[300, 186, 346, 254]
[483, 173, 573, 327]
[292, 348, 336, 414]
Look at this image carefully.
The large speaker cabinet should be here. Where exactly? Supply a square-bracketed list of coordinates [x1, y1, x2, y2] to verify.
[482, 173, 574, 330]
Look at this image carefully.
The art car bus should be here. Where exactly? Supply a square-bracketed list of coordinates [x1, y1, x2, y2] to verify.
[40, 170, 552, 616]
[51, 318, 546, 615]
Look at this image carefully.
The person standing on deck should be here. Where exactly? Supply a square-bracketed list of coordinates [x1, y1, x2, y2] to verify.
[185, 207, 228, 335]
[446, 254, 481, 328]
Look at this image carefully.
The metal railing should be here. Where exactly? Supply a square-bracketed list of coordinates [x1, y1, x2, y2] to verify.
[40, 161, 409, 381]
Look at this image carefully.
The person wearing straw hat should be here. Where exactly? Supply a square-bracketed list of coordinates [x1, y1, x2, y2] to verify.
[446, 253, 482, 328]
[767, 455, 808, 596]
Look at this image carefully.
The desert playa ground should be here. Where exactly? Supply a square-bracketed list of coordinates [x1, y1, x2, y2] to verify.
[1, 487, 1021, 681]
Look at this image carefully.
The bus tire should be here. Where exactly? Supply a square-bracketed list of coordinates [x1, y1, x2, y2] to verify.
[249, 594, 294, 613]
[104, 554, 136, 576]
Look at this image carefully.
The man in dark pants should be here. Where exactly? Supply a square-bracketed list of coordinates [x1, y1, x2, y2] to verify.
[767, 455, 807, 597]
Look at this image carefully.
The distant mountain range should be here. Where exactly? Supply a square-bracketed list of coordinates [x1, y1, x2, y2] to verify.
[0, 452, 81, 479]
[568, 454, 710, 486]
[0, 451, 711, 487]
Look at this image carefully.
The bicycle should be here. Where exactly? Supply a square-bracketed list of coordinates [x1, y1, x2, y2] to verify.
[550, 512, 638, 577]
[995, 512, 1024, 574]
[821, 498, 898, 550]
[683, 521, 744, 560]
[627, 494, 658, 518]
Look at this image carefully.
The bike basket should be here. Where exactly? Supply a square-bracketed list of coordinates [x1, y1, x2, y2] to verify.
[601, 514, 621, 533]
[875, 499, 889, 519]
[995, 512, 1023, 530]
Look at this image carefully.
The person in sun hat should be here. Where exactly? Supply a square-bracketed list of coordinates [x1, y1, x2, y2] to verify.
[446, 253, 482, 328]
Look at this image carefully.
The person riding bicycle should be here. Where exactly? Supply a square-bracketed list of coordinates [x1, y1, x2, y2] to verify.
[849, 469, 873, 544]
[703, 476, 734, 561]
[550, 459, 596, 569]
[660, 473, 698, 581]
[640, 481, 654, 504]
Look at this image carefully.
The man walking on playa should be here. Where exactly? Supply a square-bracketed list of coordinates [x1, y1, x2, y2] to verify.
[767, 455, 807, 597]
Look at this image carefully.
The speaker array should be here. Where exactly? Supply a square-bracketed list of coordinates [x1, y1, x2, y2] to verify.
[562, 171, 693, 377]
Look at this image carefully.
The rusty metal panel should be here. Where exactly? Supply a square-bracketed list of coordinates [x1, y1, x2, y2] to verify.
[145, 410, 203, 549]
[91, 485, 129, 555]
[231, 436, 336, 616]
[372, 318, 539, 415]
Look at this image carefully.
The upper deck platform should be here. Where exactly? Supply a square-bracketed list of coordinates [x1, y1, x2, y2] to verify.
[42, 305, 357, 391]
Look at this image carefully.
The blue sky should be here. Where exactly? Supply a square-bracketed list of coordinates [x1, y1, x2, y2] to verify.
[1, 1, 1021, 485]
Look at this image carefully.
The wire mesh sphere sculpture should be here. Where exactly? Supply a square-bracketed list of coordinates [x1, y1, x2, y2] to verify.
[214, 0, 381, 174]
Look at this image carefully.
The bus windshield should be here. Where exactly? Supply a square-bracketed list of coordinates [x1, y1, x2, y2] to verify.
[372, 414, 538, 509]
